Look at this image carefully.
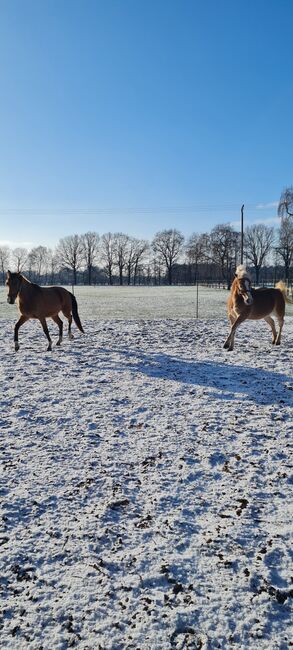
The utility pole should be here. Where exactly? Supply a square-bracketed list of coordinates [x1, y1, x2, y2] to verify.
[240, 204, 244, 264]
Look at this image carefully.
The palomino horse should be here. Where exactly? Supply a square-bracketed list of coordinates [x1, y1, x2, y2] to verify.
[224, 265, 292, 351]
[6, 271, 84, 351]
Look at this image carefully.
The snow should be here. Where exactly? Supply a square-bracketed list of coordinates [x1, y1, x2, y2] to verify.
[1, 315, 292, 649]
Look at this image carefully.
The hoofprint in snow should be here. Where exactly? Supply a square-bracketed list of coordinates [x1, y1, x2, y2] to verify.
[0, 318, 292, 650]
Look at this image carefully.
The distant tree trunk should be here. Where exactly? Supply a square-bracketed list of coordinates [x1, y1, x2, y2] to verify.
[275, 216, 293, 286]
[127, 262, 132, 285]
[81, 232, 99, 285]
[100, 233, 115, 285]
[0, 246, 10, 284]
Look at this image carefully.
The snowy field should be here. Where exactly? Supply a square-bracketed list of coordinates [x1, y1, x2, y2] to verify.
[0, 285, 230, 321]
[1, 289, 293, 649]
[1, 285, 292, 321]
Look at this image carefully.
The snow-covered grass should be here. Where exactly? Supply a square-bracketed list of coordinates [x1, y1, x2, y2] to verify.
[1, 285, 292, 321]
[0, 285, 231, 321]
[1, 315, 292, 649]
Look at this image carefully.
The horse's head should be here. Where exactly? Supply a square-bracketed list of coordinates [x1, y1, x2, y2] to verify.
[235, 265, 253, 306]
[6, 271, 23, 304]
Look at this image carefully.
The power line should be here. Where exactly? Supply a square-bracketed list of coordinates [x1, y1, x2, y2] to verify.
[0, 203, 275, 215]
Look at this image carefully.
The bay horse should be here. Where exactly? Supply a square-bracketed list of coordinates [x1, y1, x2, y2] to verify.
[6, 271, 84, 351]
[224, 265, 292, 351]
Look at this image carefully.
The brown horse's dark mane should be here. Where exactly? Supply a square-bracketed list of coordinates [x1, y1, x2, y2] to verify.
[6, 271, 84, 351]
[29, 281, 43, 292]
[18, 274, 42, 292]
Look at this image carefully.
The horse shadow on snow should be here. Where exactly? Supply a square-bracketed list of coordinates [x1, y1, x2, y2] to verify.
[102, 347, 293, 407]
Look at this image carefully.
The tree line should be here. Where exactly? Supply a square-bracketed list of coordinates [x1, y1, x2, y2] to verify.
[0, 187, 292, 288]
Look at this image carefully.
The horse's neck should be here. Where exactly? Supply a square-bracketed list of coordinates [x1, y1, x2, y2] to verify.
[231, 280, 239, 298]
[232, 281, 244, 305]
[19, 276, 31, 296]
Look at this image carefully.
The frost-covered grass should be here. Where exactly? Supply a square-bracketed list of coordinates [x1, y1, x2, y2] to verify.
[0, 316, 292, 649]
[0, 285, 230, 321]
[1, 285, 292, 322]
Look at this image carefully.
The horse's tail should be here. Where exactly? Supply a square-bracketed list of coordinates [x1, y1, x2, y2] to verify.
[71, 294, 85, 332]
[275, 281, 293, 304]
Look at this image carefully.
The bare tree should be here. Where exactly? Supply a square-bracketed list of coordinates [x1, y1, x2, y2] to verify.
[186, 233, 209, 283]
[0, 246, 10, 284]
[81, 231, 99, 285]
[56, 235, 83, 285]
[150, 255, 163, 285]
[125, 237, 149, 285]
[99, 232, 115, 285]
[113, 233, 130, 286]
[11, 247, 28, 272]
[47, 249, 59, 284]
[132, 239, 149, 285]
[275, 216, 293, 284]
[244, 224, 275, 284]
[27, 246, 49, 282]
[152, 229, 184, 285]
[278, 186, 293, 218]
[210, 224, 239, 288]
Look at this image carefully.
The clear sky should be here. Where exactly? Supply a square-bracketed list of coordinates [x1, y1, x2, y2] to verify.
[0, 0, 292, 249]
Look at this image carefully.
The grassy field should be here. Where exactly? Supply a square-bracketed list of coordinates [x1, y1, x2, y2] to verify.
[1, 284, 292, 321]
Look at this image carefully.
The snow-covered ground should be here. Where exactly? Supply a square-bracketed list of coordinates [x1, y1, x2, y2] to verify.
[1, 315, 292, 649]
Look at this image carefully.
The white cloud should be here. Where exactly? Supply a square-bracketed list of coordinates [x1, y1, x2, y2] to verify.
[230, 219, 241, 228]
[230, 216, 280, 229]
[256, 201, 278, 210]
[0, 240, 33, 249]
[253, 216, 280, 225]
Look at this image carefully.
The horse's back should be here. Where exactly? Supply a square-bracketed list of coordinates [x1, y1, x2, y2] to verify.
[249, 287, 285, 319]
[42, 286, 72, 313]
[19, 284, 72, 318]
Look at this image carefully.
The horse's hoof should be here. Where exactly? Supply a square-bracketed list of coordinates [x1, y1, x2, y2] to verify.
[56, 341, 61, 346]
[15, 345, 19, 352]
[47, 345, 52, 352]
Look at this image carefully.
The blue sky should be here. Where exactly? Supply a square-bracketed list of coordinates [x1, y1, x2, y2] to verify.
[0, 0, 292, 248]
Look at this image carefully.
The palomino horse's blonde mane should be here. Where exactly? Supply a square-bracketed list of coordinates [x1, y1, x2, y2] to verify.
[235, 265, 251, 280]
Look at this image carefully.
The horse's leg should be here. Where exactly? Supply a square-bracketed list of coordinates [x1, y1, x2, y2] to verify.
[52, 315, 63, 346]
[14, 315, 28, 351]
[224, 314, 246, 351]
[275, 315, 284, 346]
[264, 316, 277, 344]
[67, 314, 74, 339]
[39, 318, 52, 351]
[224, 312, 236, 348]
[62, 308, 74, 339]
